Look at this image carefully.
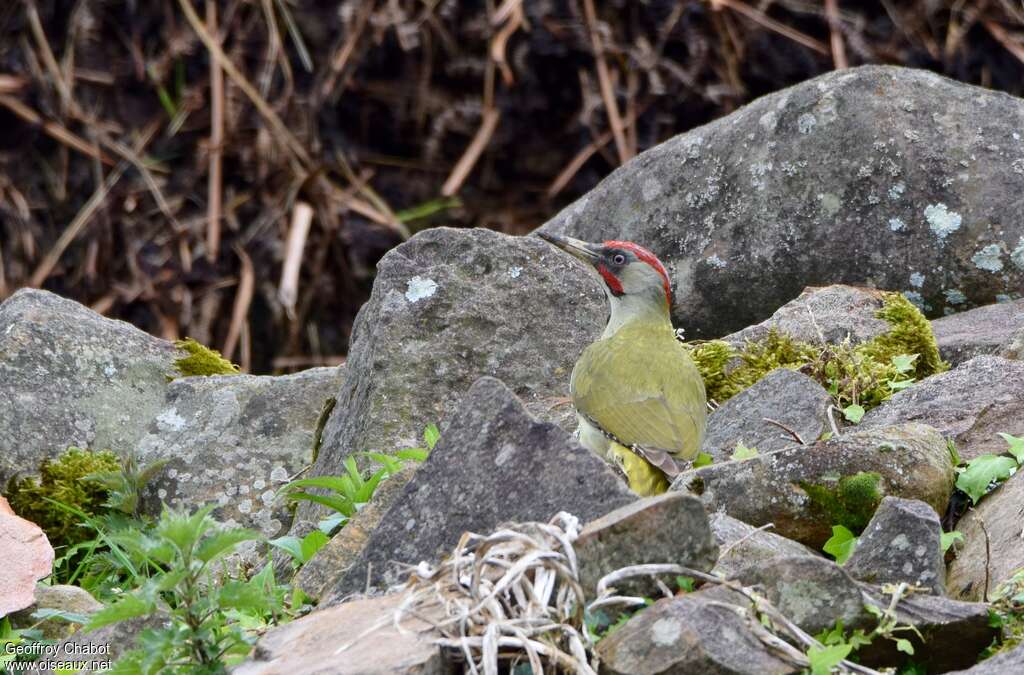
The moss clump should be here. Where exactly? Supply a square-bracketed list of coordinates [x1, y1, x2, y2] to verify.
[172, 338, 240, 378]
[5, 447, 121, 549]
[685, 291, 948, 408]
[800, 471, 884, 533]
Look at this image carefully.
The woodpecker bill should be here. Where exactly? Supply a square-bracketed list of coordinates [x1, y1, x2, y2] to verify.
[538, 233, 708, 496]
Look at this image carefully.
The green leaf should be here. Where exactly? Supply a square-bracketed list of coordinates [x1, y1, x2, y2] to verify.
[30, 607, 91, 625]
[807, 642, 853, 675]
[843, 404, 866, 424]
[895, 638, 915, 655]
[823, 525, 858, 565]
[218, 581, 269, 612]
[890, 354, 918, 374]
[156, 504, 216, 555]
[195, 528, 262, 563]
[362, 452, 403, 474]
[395, 447, 429, 463]
[86, 592, 156, 630]
[318, 512, 348, 534]
[692, 452, 713, 468]
[283, 476, 355, 495]
[730, 442, 758, 461]
[941, 531, 964, 553]
[285, 491, 355, 516]
[956, 454, 1018, 504]
[423, 423, 441, 450]
[300, 530, 329, 561]
[675, 576, 695, 592]
[268, 535, 303, 562]
[998, 432, 1024, 464]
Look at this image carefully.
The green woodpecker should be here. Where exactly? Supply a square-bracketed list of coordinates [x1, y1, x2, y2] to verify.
[538, 233, 707, 496]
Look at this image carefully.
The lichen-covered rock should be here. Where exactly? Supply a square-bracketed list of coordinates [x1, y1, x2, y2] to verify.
[235, 593, 446, 675]
[701, 368, 831, 462]
[710, 513, 819, 580]
[326, 377, 635, 600]
[844, 496, 945, 594]
[672, 423, 955, 548]
[574, 493, 717, 598]
[537, 65, 1024, 338]
[861, 356, 1024, 461]
[1001, 326, 1024, 360]
[0, 289, 178, 485]
[595, 586, 800, 675]
[304, 227, 604, 523]
[0, 495, 54, 616]
[947, 471, 1024, 601]
[931, 299, 1024, 365]
[721, 285, 892, 347]
[136, 367, 343, 537]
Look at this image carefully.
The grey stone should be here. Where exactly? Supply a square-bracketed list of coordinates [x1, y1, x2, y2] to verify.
[945, 644, 1024, 674]
[672, 423, 955, 548]
[537, 66, 1024, 338]
[844, 496, 945, 594]
[932, 299, 1024, 365]
[136, 367, 343, 537]
[37, 614, 166, 675]
[947, 471, 1024, 601]
[721, 285, 891, 347]
[574, 493, 718, 599]
[701, 368, 832, 462]
[709, 513, 819, 580]
[235, 593, 446, 675]
[304, 227, 604, 523]
[11, 584, 103, 640]
[861, 356, 1024, 461]
[0, 289, 177, 485]
[596, 586, 800, 675]
[731, 555, 866, 635]
[295, 464, 417, 601]
[1000, 325, 1024, 360]
[326, 377, 635, 599]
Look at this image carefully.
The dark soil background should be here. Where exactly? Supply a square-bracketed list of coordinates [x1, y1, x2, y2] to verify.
[1, 0, 1023, 373]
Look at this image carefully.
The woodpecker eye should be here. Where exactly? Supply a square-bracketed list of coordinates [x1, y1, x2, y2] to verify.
[611, 253, 627, 265]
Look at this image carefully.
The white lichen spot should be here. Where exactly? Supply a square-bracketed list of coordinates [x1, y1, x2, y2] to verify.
[1012, 159, 1024, 175]
[650, 617, 683, 647]
[405, 518, 417, 531]
[238, 499, 253, 514]
[508, 266, 523, 279]
[909, 272, 925, 288]
[903, 290, 927, 311]
[817, 193, 842, 216]
[239, 484, 250, 495]
[157, 488, 167, 499]
[155, 408, 187, 432]
[902, 561, 915, 575]
[706, 255, 727, 269]
[494, 443, 516, 468]
[1015, 133, 1022, 141]
[167, 468, 179, 479]
[270, 466, 289, 483]
[996, 294, 1013, 303]
[924, 203, 962, 241]
[797, 113, 816, 134]
[888, 182, 905, 201]
[903, 129, 920, 142]
[1012, 238, 1024, 270]
[405, 276, 438, 303]
[944, 289, 967, 305]
[641, 177, 663, 202]
[971, 244, 1004, 272]
[104, 364, 117, 377]
[253, 478, 266, 490]
[888, 217, 906, 232]
[758, 111, 778, 132]
[867, 194, 881, 205]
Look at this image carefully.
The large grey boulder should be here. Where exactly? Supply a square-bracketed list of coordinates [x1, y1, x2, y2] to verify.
[672, 423, 955, 548]
[304, 227, 604, 522]
[844, 496, 945, 594]
[709, 513, 819, 580]
[931, 299, 1024, 365]
[0, 289, 177, 484]
[135, 367, 343, 536]
[947, 471, 1024, 601]
[325, 377, 635, 600]
[537, 65, 1024, 338]
[861, 356, 1024, 461]
[701, 368, 832, 462]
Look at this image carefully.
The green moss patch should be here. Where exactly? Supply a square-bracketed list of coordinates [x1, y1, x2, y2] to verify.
[799, 471, 884, 533]
[172, 338, 240, 378]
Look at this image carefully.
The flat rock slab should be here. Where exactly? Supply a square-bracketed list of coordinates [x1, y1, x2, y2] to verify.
[948, 471, 1024, 601]
[701, 368, 832, 462]
[931, 299, 1024, 365]
[136, 367, 343, 537]
[539, 65, 1024, 339]
[574, 492, 717, 598]
[326, 377, 635, 599]
[861, 355, 1024, 461]
[0, 496, 55, 616]
[596, 586, 800, 675]
[304, 227, 604, 524]
[845, 496, 945, 594]
[945, 644, 1024, 674]
[672, 423, 955, 548]
[0, 289, 177, 485]
[709, 513, 819, 580]
[235, 593, 446, 675]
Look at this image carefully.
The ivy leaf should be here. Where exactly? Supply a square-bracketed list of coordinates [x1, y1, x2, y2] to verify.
[998, 433, 1024, 464]
[692, 452, 713, 468]
[895, 638, 915, 655]
[675, 576, 695, 593]
[807, 643, 853, 675]
[890, 354, 918, 374]
[956, 454, 1018, 504]
[823, 525, 858, 565]
[941, 531, 964, 553]
[730, 442, 758, 461]
[843, 404, 865, 424]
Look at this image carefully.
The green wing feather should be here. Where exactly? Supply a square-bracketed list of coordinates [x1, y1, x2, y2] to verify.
[571, 322, 707, 461]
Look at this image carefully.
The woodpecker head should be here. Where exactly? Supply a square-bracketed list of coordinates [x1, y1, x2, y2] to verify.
[538, 233, 672, 309]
